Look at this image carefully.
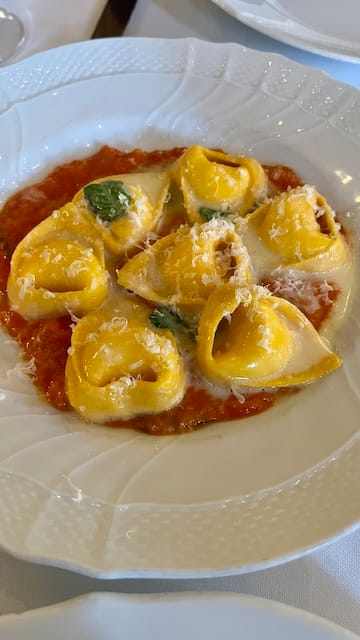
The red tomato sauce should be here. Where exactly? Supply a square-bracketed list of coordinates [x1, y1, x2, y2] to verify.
[116, 388, 275, 434]
[264, 163, 303, 193]
[0, 147, 339, 434]
[261, 277, 338, 331]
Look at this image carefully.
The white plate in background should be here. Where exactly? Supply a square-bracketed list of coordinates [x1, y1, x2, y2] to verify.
[211, 0, 360, 62]
[0, 37, 360, 577]
[0, 593, 359, 640]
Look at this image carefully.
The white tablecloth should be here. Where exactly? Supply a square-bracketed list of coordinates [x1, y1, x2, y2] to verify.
[0, 531, 358, 633]
[0, 0, 359, 635]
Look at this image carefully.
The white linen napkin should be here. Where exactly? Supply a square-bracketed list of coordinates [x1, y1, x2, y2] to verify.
[0, 0, 107, 64]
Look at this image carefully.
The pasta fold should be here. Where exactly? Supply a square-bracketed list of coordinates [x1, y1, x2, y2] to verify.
[7, 203, 108, 320]
[196, 284, 341, 388]
[65, 298, 186, 422]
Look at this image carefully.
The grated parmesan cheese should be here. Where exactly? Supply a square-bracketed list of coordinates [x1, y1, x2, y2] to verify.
[65, 306, 81, 326]
[135, 328, 173, 357]
[6, 356, 36, 381]
[99, 316, 128, 333]
[66, 259, 88, 278]
[257, 324, 274, 352]
[17, 275, 35, 300]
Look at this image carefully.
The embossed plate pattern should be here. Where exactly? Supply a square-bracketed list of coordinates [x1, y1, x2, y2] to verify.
[0, 38, 359, 577]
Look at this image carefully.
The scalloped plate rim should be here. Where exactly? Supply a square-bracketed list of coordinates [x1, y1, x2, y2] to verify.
[0, 592, 358, 639]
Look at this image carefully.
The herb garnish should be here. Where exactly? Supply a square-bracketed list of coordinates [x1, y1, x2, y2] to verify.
[199, 207, 229, 221]
[84, 180, 132, 223]
[149, 306, 196, 340]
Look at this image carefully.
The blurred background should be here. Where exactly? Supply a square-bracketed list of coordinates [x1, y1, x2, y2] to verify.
[93, 0, 137, 37]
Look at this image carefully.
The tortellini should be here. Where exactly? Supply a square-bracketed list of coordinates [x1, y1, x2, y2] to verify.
[5, 145, 350, 428]
[248, 185, 348, 272]
[117, 218, 252, 305]
[196, 284, 341, 388]
[172, 145, 268, 223]
[65, 297, 186, 422]
[7, 203, 108, 320]
[73, 171, 170, 256]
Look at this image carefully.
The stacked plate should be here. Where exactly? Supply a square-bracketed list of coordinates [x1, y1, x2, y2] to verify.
[0, 592, 358, 639]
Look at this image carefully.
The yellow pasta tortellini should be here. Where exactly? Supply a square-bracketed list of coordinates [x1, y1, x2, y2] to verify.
[65, 297, 186, 422]
[196, 284, 341, 388]
[172, 145, 267, 223]
[117, 218, 252, 306]
[73, 171, 170, 256]
[248, 185, 348, 271]
[7, 203, 108, 320]
[4, 145, 350, 430]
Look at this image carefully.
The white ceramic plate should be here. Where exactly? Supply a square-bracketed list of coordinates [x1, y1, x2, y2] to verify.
[0, 593, 359, 639]
[0, 37, 360, 578]
[210, 0, 360, 62]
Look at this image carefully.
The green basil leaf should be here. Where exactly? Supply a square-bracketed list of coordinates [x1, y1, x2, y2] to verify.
[199, 207, 228, 221]
[149, 306, 196, 340]
[84, 180, 132, 222]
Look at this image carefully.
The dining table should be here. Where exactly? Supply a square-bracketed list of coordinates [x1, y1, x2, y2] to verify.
[0, 0, 359, 635]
